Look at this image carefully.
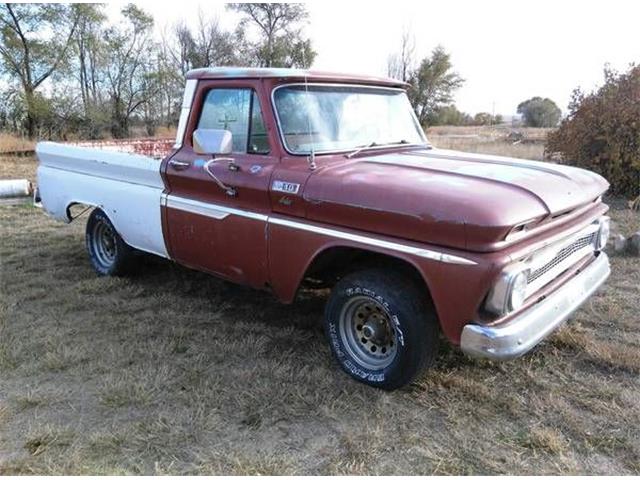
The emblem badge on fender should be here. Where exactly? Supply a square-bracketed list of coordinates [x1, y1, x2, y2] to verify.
[272, 180, 300, 195]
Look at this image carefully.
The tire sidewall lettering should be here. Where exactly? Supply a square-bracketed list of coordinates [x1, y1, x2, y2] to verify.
[329, 284, 408, 384]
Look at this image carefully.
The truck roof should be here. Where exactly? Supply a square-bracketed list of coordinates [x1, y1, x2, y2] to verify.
[185, 67, 407, 88]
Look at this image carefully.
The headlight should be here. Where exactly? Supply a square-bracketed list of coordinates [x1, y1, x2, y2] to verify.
[485, 266, 530, 315]
[509, 271, 528, 311]
[595, 216, 610, 251]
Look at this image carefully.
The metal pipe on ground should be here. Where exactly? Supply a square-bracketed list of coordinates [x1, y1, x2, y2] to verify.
[0, 179, 32, 198]
[0, 179, 34, 205]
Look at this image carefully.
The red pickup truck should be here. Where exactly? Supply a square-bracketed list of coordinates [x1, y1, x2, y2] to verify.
[36, 67, 611, 390]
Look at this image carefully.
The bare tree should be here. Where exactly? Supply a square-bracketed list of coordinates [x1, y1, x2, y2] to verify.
[192, 13, 238, 68]
[156, 11, 242, 129]
[165, 12, 238, 72]
[0, 3, 80, 137]
[387, 27, 415, 82]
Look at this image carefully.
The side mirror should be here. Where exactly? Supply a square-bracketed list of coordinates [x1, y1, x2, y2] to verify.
[192, 128, 233, 155]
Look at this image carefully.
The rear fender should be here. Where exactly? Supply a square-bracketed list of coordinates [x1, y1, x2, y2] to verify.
[36, 164, 168, 258]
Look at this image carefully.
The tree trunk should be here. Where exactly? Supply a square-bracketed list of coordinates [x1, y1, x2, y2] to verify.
[24, 88, 36, 139]
[111, 99, 129, 138]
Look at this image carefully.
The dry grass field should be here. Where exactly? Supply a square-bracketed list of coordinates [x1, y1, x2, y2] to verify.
[1, 149, 639, 474]
[428, 125, 551, 161]
[0, 134, 34, 155]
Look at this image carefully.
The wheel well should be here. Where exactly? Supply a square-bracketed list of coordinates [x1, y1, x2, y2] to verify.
[65, 202, 97, 222]
[303, 246, 429, 296]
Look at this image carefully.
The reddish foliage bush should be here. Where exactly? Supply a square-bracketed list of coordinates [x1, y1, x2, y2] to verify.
[546, 65, 640, 197]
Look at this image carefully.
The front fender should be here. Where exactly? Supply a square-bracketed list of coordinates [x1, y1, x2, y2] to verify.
[266, 218, 498, 343]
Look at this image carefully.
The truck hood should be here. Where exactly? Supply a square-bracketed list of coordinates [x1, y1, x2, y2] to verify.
[303, 148, 609, 251]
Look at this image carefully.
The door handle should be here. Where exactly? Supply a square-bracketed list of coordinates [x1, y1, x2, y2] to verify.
[211, 157, 240, 172]
[169, 159, 190, 170]
[204, 159, 237, 197]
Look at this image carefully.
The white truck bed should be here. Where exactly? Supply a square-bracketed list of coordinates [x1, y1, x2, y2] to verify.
[36, 140, 173, 258]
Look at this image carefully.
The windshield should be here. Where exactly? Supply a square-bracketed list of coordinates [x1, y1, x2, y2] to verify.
[273, 85, 427, 154]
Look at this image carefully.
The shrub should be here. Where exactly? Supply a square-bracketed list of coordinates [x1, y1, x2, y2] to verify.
[428, 105, 472, 126]
[546, 65, 640, 197]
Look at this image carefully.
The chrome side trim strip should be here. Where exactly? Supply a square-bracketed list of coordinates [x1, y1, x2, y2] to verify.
[163, 194, 268, 221]
[269, 217, 475, 265]
[162, 194, 476, 266]
[166, 196, 229, 220]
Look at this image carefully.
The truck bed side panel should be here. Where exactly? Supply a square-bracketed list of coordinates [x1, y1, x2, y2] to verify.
[36, 142, 168, 258]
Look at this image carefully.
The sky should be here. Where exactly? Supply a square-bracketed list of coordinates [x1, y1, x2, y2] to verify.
[106, 0, 640, 116]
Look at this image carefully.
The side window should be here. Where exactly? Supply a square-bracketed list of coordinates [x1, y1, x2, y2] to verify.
[197, 89, 269, 155]
[249, 92, 269, 154]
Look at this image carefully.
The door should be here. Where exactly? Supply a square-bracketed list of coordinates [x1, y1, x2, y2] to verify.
[163, 81, 276, 288]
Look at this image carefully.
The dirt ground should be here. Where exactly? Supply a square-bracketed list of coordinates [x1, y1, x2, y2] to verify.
[0, 155, 639, 474]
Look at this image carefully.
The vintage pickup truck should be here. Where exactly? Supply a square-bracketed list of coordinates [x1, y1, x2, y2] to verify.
[36, 67, 611, 390]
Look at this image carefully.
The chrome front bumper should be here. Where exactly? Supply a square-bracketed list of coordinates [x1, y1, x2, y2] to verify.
[461, 253, 610, 361]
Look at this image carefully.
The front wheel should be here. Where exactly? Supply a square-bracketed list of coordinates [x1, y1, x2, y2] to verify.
[85, 208, 135, 276]
[324, 268, 439, 390]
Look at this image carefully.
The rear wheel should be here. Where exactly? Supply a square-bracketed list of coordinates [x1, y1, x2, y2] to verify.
[324, 268, 439, 390]
[86, 208, 135, 276]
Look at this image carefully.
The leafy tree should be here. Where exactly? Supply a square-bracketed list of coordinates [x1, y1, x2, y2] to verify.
[0, 3, 80, 137]
[471, 112, 502, 126]
[228, 3, 316, 68]
[473, 112, 494, 126]
[516, 97, 561, 127]
[72, 4, 108, 138]
[407, 46, 464, 127]
[103, 4, 157, 138]
[546, 65, 640, 197]
[0, 87, 24, 131]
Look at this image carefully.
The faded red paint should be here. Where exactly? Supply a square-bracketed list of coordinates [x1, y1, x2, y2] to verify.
[147, 71, 608, 345]
[70, 138, 175, 160]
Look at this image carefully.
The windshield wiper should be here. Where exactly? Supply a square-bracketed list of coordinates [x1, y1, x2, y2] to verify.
[380, 139, 434, 150]
[345, 141, 378, 159]
[345, 139, 425, 159]
[379, 139, 410, 147]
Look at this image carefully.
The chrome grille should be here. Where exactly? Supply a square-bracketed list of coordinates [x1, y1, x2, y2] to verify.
[528, 232, 596, 284]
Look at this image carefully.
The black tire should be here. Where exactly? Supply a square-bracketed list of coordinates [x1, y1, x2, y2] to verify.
[85, 208, 135, 276]
[324, 268, 439, 390]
